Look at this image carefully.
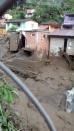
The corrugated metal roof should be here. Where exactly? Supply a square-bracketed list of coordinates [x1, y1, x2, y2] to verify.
[48, 29, 74, 38]
[64, 13, 74, 16]
[5, 19, 30, 23]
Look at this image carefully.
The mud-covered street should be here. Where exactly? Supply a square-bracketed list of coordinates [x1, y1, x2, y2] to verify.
[0, 1, 74, 131]
[4, 54, 74, 131]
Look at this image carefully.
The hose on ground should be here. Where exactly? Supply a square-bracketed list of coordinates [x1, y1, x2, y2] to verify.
[0, 61, 57, 131]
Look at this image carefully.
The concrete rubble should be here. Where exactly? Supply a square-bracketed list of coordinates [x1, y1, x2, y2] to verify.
[65, 87, 74, 113]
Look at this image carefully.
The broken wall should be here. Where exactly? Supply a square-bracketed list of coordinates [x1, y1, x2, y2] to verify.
[0, 38, 9, 60]
[9, 32, 19, 51]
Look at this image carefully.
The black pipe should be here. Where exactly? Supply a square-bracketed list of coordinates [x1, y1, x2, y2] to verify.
[0, 62, 57, 131]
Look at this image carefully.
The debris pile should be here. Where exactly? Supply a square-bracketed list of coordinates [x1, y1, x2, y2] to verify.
[65, 87, 74, 113]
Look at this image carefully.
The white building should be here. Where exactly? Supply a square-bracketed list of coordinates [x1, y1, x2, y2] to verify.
[25, 9, 35, 18]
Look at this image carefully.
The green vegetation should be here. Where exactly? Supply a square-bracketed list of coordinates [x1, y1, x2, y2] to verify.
[0, 80, 17, 104]
[8, 0, 74, 24]
[0, 79, 17, 131]
[32, 5, 63, 24]
[0, 105, 17, 131]
[26, 0, 63, 5]
[7, 25, 18, 32]
[62, 0, 74, 13]
[9, 7, 25, 19]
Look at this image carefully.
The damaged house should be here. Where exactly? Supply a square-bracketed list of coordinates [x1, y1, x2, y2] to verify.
[18, 21, 49, 59]
[6, 15, 74, 61]
[5, 19, 26, 52]
[22, 30, 49, 59]
[48, 13, 74, 57]
[6, 20, 49, 59]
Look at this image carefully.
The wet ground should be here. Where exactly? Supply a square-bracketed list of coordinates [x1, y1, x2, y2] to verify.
[4, 55, 74, 131]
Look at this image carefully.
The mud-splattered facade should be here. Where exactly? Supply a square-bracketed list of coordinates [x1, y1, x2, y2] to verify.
[24, 30, 49, 59]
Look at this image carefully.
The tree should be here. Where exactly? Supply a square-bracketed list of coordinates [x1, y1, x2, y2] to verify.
[32, 5, 63, 24]
[62, 0, 74, 12]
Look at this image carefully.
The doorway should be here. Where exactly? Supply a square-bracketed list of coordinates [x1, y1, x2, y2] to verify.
[21, 34, 25, 48]
[64, 38, 67, 52]
[18, 34, 26, 50]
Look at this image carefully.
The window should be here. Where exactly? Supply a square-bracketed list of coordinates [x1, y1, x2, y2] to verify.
[69, 16, 74, 21]
[32, 33, 35, 36]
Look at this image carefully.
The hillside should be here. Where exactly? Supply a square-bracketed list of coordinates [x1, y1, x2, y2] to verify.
[26, 0, 63, 5]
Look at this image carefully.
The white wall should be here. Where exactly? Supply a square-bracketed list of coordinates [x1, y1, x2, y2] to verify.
[50, 38, 64, 56]
[24, 21, 38, 31]
[67, 38, 74, 55]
